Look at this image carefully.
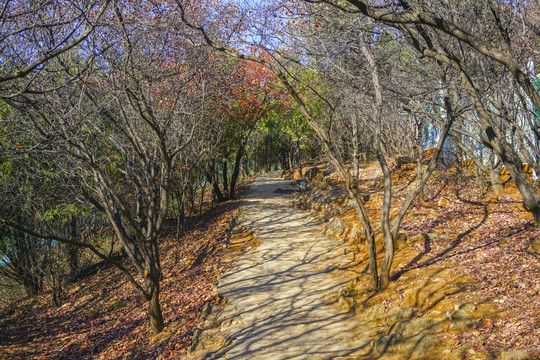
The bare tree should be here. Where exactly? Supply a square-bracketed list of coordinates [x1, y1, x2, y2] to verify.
[275, 8, 455, 289]
[1, 4, 213, 333]
[0, 0, 112, 98]
[311, 0, 540, 226]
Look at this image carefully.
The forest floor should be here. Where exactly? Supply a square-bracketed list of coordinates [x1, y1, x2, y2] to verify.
[0, 180, 258, 359]
[0, 160, 539, 359]
[280, 159, 539, 359]
[345, 161, 540, 359]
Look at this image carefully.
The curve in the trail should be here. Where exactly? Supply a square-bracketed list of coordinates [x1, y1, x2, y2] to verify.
[203, 174, 376, 360]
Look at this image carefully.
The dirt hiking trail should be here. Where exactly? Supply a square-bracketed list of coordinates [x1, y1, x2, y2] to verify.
[191, 174, 377, 359]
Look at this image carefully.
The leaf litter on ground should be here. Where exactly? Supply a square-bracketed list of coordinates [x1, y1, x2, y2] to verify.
[0, 181, 256, 360]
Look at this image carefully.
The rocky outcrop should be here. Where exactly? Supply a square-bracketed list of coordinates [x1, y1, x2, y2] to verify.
[454, 302, 476, 313]
[388, 317, 443, 337]
[449, 309, 475, 329]
[396, 156, 415, 169]
[292, 184, 348, 222]
[296, 179, 307, 191]
[369, 316, 443, 358]
[333, 284, 495, 359]
[375, 232, 408, 249]
[385, 306, 416, 322]
[322, 218, 346, 238]
[373, 332, 438, 358]
[348, 224, 362, 243]
[499, 350, 532, 360]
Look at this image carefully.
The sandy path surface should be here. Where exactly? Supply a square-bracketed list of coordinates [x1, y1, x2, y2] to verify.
[195, 173, 376, 359]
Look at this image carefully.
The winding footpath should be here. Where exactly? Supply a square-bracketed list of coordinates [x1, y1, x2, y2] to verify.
[194, 173, 377, 359]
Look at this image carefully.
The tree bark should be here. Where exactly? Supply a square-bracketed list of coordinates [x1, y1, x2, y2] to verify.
[206, 171, 225, 202]
[198, 180, 207, 216]
[489, 168, 503, 196]
[22, 274, 42, 297]
[145, 276, 164, 335]
[230, 125, 256, 199]
[222, 161, 229, 197]
[229, 147, 243, 199]
[67, 217, 80, 282]
[377, 139, 394, 290]
[175, 189, 185, 239]
[495, 142, 540, 226]
[347, 185, 379, 290]
[415, 138, 425, 205]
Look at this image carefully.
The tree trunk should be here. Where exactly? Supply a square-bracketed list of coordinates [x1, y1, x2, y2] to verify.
[190, 184, 197, 214]
[198, 180, 207, 216]
[146, 278, 164, 335]
[361, 39, 389, 291]
[144, 257, 164, 335]
[48, 246, 63, 306]
[295, 136, 301, 169]
[206, 171, 225, 202]
[264, 137, 268, 171]
[222, 161, 229, 197]
[22, 274, 42, 297]
[352, 119, 360, 182]
[175, 189, 185, 240]
[253, 149, 258, 175]
[416, 142, 425, 205]
[497, 145, 540, 228]
[489, 168, 503, 196]
[242, 159, 250, 177]
[377, 143, 394, 291]
[269, 135, 274, 170]
[416, 163, 425, 204]
[347, 185, 379, 290]
[67, 217, 80, 282]
[455, 135, 464, 176]
[379, 234, 394, 290]
[212, 179, 225, 202]
[229, 145, 244, 199]
[288, 150, 294, 172]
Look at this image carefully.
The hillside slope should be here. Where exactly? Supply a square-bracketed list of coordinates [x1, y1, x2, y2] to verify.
[291, 160, 539, 359]
[0, 182, 257, 359]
